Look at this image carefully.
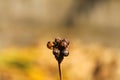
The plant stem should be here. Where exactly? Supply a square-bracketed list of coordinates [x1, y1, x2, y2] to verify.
[58, 62, 62, 80]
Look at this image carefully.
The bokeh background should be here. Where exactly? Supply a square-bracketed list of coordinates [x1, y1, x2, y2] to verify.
[0, 0, 120, 80]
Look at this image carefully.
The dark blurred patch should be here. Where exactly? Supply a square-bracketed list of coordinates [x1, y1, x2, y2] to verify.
[63, 0, 106, 27]
[7, 59, 32, 71]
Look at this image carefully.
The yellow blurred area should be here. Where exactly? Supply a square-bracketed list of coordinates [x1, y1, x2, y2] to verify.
[0, 41, 119, 80]
[0, 46, 46, 80]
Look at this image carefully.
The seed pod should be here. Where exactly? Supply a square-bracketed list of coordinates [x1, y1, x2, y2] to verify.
[53, 42, 59, 48]
[63, 39, 70, 46]
[60, 41, 68, 48]
[47, 41, 54, 49]
[62, 49, 69, 57]
[55, 37, 62, 44]
[53, 48, 60, 57]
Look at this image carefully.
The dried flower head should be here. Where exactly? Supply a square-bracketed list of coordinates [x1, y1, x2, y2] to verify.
[47, 37, 70, 63]
[47, 37, 70, 80]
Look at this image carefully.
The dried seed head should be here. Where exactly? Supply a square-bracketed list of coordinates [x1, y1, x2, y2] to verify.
[47, 37, 70, 63]
[47, 37, 70, 80]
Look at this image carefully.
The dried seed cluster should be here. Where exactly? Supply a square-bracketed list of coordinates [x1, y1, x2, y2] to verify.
[47, 37, 70, 63]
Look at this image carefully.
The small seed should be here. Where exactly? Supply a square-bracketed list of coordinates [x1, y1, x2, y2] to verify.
[63, 39, 70, 46]
[53, 48, 60, 57]
[55, 37, 62, 43]
[60, 41, 68, 48]
[47, 41, 54, 49]
[62, 49, 69, 57]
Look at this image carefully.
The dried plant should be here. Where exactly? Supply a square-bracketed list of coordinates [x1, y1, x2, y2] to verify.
[47, 37, 70, 80]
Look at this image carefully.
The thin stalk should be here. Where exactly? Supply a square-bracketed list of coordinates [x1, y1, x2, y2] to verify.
[58, 62, 62, 80]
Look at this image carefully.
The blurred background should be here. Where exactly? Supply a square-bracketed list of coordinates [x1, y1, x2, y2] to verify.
[0, 0, 120, 80]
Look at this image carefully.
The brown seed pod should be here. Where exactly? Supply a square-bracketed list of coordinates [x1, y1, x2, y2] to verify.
[60, 41, 68, 48]
[53, 48, 60, 58]
[62, 39, 70, 46]
[62, 49, 69, 57]
[55, 37, 62, 44]
[47, 41, 54, 50]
